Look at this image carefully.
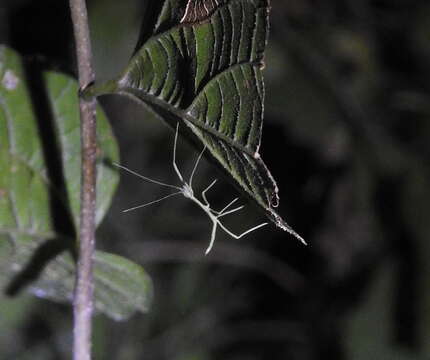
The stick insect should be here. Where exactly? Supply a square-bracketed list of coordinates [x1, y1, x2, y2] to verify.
[114, 123, 268, 255]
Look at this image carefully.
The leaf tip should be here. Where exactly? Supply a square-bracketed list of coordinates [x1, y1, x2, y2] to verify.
[268, 208, 307, 245]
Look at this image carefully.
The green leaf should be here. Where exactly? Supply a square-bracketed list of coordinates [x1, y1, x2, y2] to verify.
[0, 45, 153, 319]
[28, 250, 153, 321]
[44, 71, 119, 228]
[86, 0, 304, 242]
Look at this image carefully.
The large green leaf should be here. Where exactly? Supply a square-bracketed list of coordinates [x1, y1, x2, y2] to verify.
[45, 72, 119, 228]
[0, 45, 153, 320]
[86, 0, 304, 242]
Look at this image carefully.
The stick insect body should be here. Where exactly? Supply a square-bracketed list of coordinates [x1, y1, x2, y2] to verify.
[114, 123, 268, 255]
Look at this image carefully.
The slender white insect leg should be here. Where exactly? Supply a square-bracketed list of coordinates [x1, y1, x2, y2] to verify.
[217, 221, 268, 240]
[189, 146, 206, 187]
[205, 219, 218, 255]
[218, 205, 245, 218]
[201, 179, 217, 205]
[173, 122, 184, 182]
[219, 198, 239, 214]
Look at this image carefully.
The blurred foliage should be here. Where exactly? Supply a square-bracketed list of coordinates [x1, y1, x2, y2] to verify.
[1, 0, 430, 359]
[0, 45, 153, 322]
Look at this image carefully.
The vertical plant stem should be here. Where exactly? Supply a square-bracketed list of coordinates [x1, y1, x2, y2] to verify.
[69, 0, 97, 359]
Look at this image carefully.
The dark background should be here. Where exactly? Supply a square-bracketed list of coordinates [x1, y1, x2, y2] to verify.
[1, 0, 430, 359]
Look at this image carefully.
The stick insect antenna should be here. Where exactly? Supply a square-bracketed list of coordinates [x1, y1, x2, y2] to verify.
[122, 191, 183, 213]
[113, 163, 181, 191]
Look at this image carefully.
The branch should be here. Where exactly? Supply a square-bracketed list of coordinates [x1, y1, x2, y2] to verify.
[69, 0, 97, 359]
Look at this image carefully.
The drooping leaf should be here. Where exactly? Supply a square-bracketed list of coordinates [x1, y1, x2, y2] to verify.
[0, 237, 153, 321]
[87, 0, 304, 241]
[28, 250, 153, 321]
[0, 45, 153, 319]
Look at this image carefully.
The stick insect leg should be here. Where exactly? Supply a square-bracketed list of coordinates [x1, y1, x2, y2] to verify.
[201, 179, 217, 206]
[219, 198, 239, 214]
[205, 219, 218, 255]
[173, 122, 184, 182]
[189, 146, 206, 187]
[218, 205, 245, 218]
[217, 221, 268, 240]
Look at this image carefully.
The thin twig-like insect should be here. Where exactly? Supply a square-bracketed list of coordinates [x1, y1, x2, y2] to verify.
[114, 123, 268, 255]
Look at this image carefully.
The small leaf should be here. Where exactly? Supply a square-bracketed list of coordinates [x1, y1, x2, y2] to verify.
[87, 0, 304, 241]
[28, 250, 154, 321]
[0, 45, 153, 319]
